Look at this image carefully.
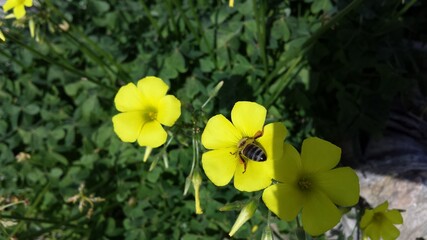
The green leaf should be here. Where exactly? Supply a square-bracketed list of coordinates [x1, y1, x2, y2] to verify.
[81, 95, 99, 121]
[166, 49, 186, 73]
[311, 0, 333, 13]
[271, 18, 291, 41]
[199, 57, 215, 72]
[89, 0, 110, 14]
[146, 167, 161, 183]
[49, 167, 63, 179]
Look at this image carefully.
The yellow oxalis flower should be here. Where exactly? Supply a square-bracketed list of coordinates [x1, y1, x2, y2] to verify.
[360, 201, 403, 240]
[3, 0, 33, 19]
[262, 137, 360, 236]
[112, 76, 181, 148]
[201, 101, 288, 192]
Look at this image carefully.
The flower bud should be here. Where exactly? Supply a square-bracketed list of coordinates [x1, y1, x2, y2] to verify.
[261, 225, 273, 240]
[192, 170, 203, 214]
[229, 198, 258, 237]
[29, 18, 35, 38]
[143, 147, 152, 162]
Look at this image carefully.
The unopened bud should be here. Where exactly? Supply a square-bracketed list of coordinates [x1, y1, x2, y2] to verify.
[219, 200, 246, 212]
[0, 30, 5, 42]
[29, 18, 35, 38]
[201, 81, 224, 109]
[192, 170, 203, 214]
[261, 225, 273, 240]
[143, 147, 152, 162]
[229, 198, 258, 237]
[229, 0, 234, 7]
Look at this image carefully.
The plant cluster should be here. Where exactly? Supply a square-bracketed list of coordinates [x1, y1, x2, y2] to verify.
[1, 0, 422, 239]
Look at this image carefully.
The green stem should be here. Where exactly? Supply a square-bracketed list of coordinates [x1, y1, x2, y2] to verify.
[397, 0, 418, 16]
[0, 214, 80, 228]
[44, 0, 132, 83]
[165, 0, 178, 35]
[295, 215, 307, 240]
[262, 0, 366, 94]
[264, 56, 304, 108]
[253, 0, 268, 72]
[140, 0, 160, 33]
[10, 182, 50, 237]
[0, 47, 26, 68]
[3, 32, 115, 91]
[303, 0, 365, 49]
[189, 0, 217, 68]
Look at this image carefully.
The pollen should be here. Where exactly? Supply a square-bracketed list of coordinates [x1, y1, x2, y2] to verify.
[298, 177, 312, 191]
[373, 212, 385, 222]
[147, 111, 157, 121]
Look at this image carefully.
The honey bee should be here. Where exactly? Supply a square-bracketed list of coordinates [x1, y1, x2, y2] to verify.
[236, 131, 266, 173]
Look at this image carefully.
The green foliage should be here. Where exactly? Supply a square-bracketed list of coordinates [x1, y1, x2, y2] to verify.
[0, 0, 424, 239]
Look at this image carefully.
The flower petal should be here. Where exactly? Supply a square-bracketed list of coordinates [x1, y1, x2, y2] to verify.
[257, 122, 287, 165]
[157, 95, 181, 126]
[373, 201, 389, 213]
[234, 159, 273, 192]
[13, 4, 25, 19]
[114, 83, 145, 112]
[137, 121, 167, 148]
[384, 209, 403, 224]
[201, 114, 242, 150]
[363, 222, 381, 240]
[233, 123, 287, 192]
[262, 183, 303, 221]
[272, 143, 302, 183]
[381, 221, 401, 240]
[24, 0, 33, 7]
[137, 76, 169, 104]
[0, 31, 5, 42]
[231, 101, 266, 137]
[3, 0, 18, 12]
[301, 137, 341, 174]
[112, 112, 145, 143]
[301, 190, 342, 236]
[360, 209, 374, 228]
[312, 167, 359, 206]
[202, 148, 238, 186]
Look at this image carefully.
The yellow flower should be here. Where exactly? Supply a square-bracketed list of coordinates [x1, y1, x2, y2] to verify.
[229, 0, 234, 7]
[3, 0, 33, 19]
[0, 29, 5, 42]
[112, 76, 181, 148]
[262, 138, 360, 236]
[360, 201, 403, 240]
[201, 101, 288, 192]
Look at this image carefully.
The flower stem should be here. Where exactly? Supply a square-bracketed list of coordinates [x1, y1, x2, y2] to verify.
[201, 81, 224, 109]
[3, 32, 115, 92]
[295, 215, 307, 240]
[252, 0, 268, 73]
[261, 0, 366, 98]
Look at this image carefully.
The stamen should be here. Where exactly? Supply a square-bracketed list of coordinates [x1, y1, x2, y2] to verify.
[298, 177, 312, 191]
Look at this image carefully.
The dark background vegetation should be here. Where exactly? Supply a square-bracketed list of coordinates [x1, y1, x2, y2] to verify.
[0, 0, 426, 239]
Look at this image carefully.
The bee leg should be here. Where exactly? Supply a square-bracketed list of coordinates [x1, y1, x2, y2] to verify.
[239, 157, 247, 174]
[242, 161, 247, 173]
[253, 130, 263, 139]
[237, 153, 247, 173]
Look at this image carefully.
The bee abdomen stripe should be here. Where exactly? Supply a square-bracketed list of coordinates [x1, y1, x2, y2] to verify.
[243, 144, 266, 161]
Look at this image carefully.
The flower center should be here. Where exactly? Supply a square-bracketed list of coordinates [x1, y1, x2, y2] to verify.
[297, 177, 312, 191]
[373, 212, 385, 222]
[147, 111, 157, 121]
[144, 106, 158, 121]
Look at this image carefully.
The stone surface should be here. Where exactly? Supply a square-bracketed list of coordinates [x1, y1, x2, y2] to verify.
[337, 84, 427, 239]
[358, 170, 427, 239]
